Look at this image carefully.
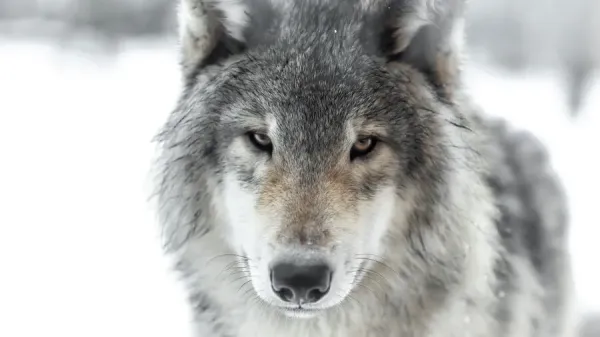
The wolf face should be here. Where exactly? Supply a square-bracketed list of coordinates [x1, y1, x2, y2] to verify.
[218, 55, 427, 315]
[157, 0, 469, 319]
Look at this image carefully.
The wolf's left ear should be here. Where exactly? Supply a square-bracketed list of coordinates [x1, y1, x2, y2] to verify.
[178, 0, 248, 79]
[380, 0, 466, 99]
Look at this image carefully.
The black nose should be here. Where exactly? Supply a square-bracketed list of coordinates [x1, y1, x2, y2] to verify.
[270, 263, 332, 304]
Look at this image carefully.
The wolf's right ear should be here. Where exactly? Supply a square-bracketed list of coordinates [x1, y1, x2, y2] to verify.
[178, 0, 248, 78]
[376, 0, 466, 100]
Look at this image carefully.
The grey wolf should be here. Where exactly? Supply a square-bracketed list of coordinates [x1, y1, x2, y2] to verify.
[152, 0, 575, 336]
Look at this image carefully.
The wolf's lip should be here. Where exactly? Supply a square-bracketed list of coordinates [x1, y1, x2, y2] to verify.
[280, 306, 321, 313]
[279, 306, 322, 318]
[283, 307, 317, 311]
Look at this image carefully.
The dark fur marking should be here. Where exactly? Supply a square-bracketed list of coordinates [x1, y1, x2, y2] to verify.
[485, 118, 570, 336]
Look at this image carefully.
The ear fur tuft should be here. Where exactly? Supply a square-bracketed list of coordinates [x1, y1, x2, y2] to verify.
[178, 0, 249, 78]
[386, 0, 466, 100]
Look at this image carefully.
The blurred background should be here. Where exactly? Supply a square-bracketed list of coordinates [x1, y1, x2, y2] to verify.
[0, 0, 598, 336]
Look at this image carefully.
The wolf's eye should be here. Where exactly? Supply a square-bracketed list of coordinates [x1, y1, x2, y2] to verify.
[248, 132, 273, 153]
[350, 137, 377, 161]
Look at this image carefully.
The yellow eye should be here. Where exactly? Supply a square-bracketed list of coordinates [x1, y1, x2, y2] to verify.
[350, 137, 377, 160]
[248, 132, 273, 153]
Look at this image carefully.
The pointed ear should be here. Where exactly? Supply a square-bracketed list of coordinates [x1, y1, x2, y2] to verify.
[178, 0, 249, 79]
[383, 0, 466, 99]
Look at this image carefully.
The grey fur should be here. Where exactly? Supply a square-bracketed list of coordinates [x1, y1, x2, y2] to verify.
[153, 0, 574, 336]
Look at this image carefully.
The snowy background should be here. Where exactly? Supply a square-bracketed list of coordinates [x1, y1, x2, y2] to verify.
[0, 0, 598, 336]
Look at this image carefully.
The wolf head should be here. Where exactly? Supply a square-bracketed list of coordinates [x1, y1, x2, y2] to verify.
[157, 0, 480, 318]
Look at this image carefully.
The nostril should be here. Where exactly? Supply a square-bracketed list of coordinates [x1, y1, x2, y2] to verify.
[307, 287, 327, 303]
[275, 287, 295, 303]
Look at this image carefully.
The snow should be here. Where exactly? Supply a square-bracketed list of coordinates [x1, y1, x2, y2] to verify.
[0, 39, 192, 337]
[0, 38, 598, 336]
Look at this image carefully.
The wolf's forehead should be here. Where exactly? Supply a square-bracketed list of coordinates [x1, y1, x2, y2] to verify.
[268, 92, 353, 151]
[243, 0, 384, 49]
[245, 54, 390, 146]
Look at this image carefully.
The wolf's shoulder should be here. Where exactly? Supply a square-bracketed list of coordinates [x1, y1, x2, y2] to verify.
[477, 115, 573, 335]
[481, 117, 568, 260]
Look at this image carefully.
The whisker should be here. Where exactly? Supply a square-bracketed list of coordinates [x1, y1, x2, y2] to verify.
[354, 254, 401, 276]
[348, 269, 388, 292]
[351, 282, 383, 305]
[237, 279, 253, 293]
[217, 260, 249, 280]
[206, 253, 251, 265]
[224, 269, 251, 280]
[227, 274, 251, 285]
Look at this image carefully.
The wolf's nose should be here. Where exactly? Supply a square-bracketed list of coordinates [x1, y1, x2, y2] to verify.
[270, 263, 332, 304]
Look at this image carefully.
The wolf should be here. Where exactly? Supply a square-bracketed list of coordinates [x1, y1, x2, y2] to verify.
[152, 0, 575, 336]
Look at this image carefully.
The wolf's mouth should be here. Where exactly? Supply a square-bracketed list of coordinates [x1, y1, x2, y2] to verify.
[279, 306, 322, 318]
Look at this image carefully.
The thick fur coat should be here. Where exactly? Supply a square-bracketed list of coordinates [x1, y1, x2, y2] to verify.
[152, 0, 574, 336]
